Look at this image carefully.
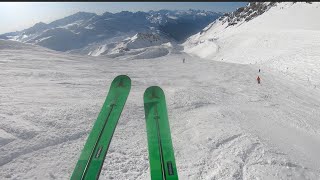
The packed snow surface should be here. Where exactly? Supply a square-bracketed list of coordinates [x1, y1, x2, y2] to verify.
[184, 2, 320, 88]
[1, 35, 320, 180]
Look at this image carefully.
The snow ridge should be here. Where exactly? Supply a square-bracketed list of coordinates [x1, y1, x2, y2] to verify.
[184, 2, 320, 88]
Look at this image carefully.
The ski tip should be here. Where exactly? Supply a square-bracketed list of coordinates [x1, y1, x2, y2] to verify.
[145, 86, 163, 91]
[114, 74, 131, 81]
[144, 86, 165, 100]
[111, 75, 131, 88]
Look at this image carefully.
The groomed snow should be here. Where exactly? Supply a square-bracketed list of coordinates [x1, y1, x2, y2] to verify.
[1, 37, 320, 179]
[184, 2, 320, 88]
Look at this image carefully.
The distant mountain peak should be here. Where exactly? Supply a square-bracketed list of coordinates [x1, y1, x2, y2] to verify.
[1, 9, 222, 53]
[220, 2, 277, 27]
[34, 22, 47, 26]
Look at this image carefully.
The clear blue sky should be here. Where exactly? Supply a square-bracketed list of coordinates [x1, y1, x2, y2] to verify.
[0, 2, 248, 34]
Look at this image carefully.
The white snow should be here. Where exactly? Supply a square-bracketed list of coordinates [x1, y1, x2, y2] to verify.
[89, 44, 108, 56]
[168, 15, 178, 20]
[83, 33, 172, 58]
[0, 129, 15, 146]
[21, 34, 29, 40]
[58, 20, 83, 29]
[184, 2, 320, 88]
[1, 2, 320, 180]
[36, 36, 52, 43]
[125, 33, 170, 50]
[84, 24, 95, 30]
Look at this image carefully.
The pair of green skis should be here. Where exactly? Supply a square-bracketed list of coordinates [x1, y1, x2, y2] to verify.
[70, 75, 178, 180]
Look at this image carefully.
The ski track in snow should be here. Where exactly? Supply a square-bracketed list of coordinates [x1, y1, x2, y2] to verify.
[1, 39, 320, 180]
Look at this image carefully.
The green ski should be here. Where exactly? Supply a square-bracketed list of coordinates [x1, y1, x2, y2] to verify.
[143, 86, 179, 180]
[71, 75, 131, 180]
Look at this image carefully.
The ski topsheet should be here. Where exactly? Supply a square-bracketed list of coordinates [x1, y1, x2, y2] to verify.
[71, 75, 131, 180]
[143, 86, 179, 180]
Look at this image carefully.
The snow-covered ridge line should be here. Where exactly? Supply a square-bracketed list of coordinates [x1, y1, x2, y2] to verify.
[220, 2, 276, 27]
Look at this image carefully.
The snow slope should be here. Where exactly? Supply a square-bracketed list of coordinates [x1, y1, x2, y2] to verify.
[85, 32, 172, 57]
[184, 2, 320, 88]
[1, 36, 320, 180]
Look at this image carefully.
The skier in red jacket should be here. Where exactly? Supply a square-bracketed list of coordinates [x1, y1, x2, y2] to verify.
[257, 76, 261, 84]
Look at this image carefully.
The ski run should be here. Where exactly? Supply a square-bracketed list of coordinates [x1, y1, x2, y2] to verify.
[1, 2, 320, 180]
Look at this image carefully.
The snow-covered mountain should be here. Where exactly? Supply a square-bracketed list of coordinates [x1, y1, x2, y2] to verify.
[183, 2, 320, 88]
[0, 10, 221, 53]
[216, 2, 277, 27]
[68, 32, 175, 58]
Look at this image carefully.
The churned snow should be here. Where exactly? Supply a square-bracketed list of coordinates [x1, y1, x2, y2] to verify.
[1, 2, 320, 180]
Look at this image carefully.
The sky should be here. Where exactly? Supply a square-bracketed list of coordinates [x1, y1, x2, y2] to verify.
[0, 2, 247, 34]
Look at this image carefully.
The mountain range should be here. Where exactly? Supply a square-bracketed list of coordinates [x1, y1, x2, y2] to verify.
[0, 9, 221, 54]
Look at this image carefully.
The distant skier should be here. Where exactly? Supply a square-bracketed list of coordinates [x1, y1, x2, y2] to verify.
[257, 76, 261, 84]
[259, 69, 261, 72]
[183, 58, 185, 63]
